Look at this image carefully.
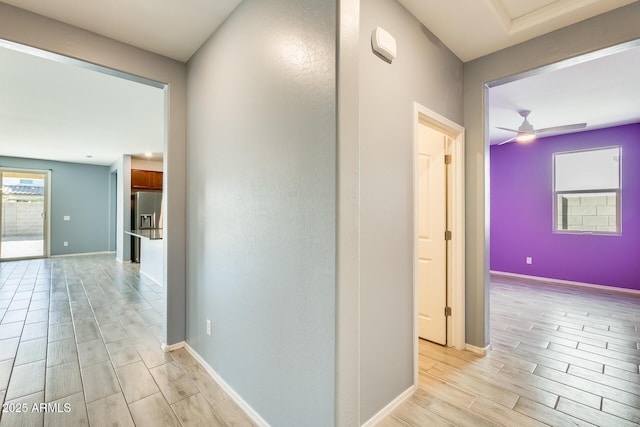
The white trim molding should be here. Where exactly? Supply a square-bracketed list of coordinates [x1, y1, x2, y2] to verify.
[412, 102, 466, 387]
[465, 343, 492, 356]
[184, 344, 270, 427]
[50, 251, 114, 258]
[160, 341, 185, 353]
[140, 270, 163, 287]
[361, 385, 416, 427]
[491, 271, 640, 296]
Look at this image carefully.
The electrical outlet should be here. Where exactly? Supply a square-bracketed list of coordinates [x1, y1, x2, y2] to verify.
[206, 319, 212, 336]
[526, 256, 532, 265]
[63, 215, 70, 221]
[64, 241, 69, 247]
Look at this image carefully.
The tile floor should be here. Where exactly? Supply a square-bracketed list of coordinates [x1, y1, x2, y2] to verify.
[0, 254, 255, 427]
[381, 274, 640, 426]
[4, 254, 639, 426]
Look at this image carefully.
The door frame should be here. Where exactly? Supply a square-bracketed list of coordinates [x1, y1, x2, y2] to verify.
[412, 102, 465, 385]
[0, 167, 51, 260]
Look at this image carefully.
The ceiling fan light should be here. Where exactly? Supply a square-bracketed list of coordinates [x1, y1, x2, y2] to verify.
[516, 132, 536, 143]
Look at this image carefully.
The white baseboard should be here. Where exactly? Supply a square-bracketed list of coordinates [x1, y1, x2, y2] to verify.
[361, 385, 416, 427]
[490, 271, 640, 296]
[465, 343, 492, 356]
[161, 341, 185, 353]
[183, 343, 270, 427]
[140, 270, 163, 287]
[50, 251, 113, 258]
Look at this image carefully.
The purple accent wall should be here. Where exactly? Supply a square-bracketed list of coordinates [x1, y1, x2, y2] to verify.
[490, 123, 640, 290]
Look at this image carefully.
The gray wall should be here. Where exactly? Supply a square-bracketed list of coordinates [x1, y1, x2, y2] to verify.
[185, 0, 336, 426]
[463, 1, 640, 348]
[0, 3, 187, 347]
[358, 0, 463, 422]
[0, 156, 110, 255]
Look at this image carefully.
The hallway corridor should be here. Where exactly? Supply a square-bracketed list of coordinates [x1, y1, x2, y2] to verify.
[0, 254, 254, 426]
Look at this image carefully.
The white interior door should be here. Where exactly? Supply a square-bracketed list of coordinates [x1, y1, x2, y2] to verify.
[417, 123, 447, 345]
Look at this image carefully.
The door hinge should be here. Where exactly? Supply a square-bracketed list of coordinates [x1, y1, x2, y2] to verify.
[444, 230, 452, 241]
[444, 306, 452, 316]
[444, 154, 452, 165]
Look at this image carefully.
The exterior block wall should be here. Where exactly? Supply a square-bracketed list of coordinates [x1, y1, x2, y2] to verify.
[1, 202, 44, 237]
[558, 194, 617, 232]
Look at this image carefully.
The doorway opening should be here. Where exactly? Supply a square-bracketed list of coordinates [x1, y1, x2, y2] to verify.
[412, 103, 465, 385]
[485, 39, 640, 345]
[0, 168, 50, 260]
[0, 37, 177, 347]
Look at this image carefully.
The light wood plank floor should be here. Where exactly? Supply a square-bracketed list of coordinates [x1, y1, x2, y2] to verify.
[382, 274, 640, 427]
[0, 254, 255, 427]
[4, 256, 639, 426]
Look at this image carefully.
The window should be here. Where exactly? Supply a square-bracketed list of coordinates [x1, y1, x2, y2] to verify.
[554, 147, 621, 234]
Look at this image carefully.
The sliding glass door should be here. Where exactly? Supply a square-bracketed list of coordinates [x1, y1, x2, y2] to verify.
[0, 168, 50, 260]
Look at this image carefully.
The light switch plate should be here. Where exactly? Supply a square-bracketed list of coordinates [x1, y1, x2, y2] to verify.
[64, 216, 70, 221]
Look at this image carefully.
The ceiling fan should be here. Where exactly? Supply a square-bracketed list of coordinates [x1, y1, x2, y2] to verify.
[497, 110, 587, 145]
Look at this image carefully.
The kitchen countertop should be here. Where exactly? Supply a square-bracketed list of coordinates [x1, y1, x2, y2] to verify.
[125, 229, 163, 240]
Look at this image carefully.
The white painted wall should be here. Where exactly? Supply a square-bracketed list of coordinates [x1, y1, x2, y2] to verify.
[335, 0, 361, 424]
[109, 155, 131, 262]
[131, 159, 163, 172]
[140, 237, 164, 286]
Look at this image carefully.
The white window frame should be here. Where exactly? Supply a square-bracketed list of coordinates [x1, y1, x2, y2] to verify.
[553, 146, 621, 235]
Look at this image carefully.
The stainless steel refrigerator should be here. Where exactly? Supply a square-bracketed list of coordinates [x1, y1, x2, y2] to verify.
[131, 191, 162, 262]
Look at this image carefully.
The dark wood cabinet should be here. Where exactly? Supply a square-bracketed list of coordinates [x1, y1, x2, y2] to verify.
[151, 171, 163, 190]
[131, 169, 151, 189]
[131, 169, 163, 190]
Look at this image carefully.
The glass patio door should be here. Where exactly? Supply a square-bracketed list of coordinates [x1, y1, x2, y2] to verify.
[0, 168, 49, 260]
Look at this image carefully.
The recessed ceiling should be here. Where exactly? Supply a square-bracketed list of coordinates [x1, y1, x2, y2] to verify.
[0, 0, 243, 62]
[0, 43, 164, 166]
[488, 44, 640, 145]
[4, 0, 634, 64]
[398, 0, 636, 62]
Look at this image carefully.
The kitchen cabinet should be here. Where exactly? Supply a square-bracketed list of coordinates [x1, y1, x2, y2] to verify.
[131, 169, 150, 189]
[151, 171, 163, 190]
[131, 169, 163, 190]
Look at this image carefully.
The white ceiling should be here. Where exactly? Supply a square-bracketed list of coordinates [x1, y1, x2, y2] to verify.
[0, 0, 242, 167]
[0, 0, 243, 62]
[0, 44, 165, 166]
[398, 0, 637, 62]
[489, 44, 640, 145]
[0, 0, 639, 166]
[2, 0, 634, 63]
